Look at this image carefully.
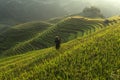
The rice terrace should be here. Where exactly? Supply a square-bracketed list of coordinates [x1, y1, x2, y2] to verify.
[0, 0, 120, 80]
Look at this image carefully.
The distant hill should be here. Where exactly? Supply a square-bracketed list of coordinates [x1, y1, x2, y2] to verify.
[0, 0, 68, 24]
[0, 19, 119, 80]
[1, 0, 120, 25]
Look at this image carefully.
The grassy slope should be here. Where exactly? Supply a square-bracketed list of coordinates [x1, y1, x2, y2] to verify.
[3, 16, 107, 56]
[46, 17, 64, 24]
[0, 22, 119, 80]
[0, 21, 52, 55]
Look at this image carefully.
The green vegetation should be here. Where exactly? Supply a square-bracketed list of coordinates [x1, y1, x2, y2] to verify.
[0, 21, 119, 80]
[80, 6, 104, 18]
[46, 17, 64, 24]
[0, 21, 52, 55]
[0, 0, 120, 79]
[3, 16, 106, 56]
[1, 16, 119, 56]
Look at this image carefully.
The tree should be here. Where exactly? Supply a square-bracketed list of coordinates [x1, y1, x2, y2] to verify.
[81, 6, 104, 18]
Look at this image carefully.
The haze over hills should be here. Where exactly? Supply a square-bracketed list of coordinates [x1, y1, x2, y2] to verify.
[0, 0, 120, 24]
[0, 0, 68, 24]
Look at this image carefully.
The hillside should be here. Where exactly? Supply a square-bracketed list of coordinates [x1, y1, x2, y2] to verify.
[46, 17, 64, 24]
[0, 0, 68, 23]
[1, 16, 119, 56]
[0, 22, 119, 80]
[1, 0, 120, 23]
[0, 21, 52, 55]
[2, 16, 108, 56]
[0, 24, 10, 34]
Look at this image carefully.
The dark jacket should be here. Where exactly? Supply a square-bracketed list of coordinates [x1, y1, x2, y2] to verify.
[55, 37, 61, 49]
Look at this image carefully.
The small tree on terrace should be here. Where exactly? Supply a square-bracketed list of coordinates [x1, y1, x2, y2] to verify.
[81, 6, 104, 18]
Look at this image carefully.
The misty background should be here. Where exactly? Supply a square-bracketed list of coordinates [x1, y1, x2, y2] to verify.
[0, 0, 120, 24]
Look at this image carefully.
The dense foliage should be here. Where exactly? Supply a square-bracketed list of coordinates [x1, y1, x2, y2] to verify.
[80, 6, 104, 18]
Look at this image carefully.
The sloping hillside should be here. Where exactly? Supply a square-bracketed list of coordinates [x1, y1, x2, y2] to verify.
[0, 21, 52, 55]
[46, 17, 64, 24]
[0, 22, 119, 80]
[3, 16, 106, 56]
[0, 24, 10, 34]
[0, 0, 68, 23]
